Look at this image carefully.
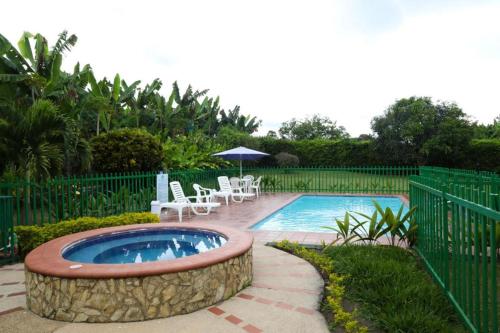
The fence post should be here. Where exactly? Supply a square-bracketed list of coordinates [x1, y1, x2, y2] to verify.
[0, 196, 15, 264]
[441, 184, 450, 290]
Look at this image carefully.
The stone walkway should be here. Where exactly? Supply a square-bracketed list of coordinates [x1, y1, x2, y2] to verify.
[0, 193, 336, 333]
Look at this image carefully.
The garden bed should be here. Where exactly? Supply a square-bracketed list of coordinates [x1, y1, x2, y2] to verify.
[276, 241, 467, 332]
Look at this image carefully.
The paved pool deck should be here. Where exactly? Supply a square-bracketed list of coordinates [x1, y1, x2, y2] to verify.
[0, 192, 405, 332]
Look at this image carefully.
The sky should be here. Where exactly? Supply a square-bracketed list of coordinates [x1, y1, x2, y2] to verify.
[2, 0, 500, 136]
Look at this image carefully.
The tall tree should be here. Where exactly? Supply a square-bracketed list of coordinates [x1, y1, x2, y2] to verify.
[279, 114, 348, 140]
[371, 97, 473, 166]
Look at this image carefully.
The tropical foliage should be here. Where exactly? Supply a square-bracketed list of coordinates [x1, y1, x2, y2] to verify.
[324, 200, 418, 247]
[0, 31, 261, 180]
[162, 132, 230, 170]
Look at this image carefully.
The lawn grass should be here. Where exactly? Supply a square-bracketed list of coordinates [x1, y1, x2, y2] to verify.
[251, 170, 411, 194]
[322, 245, 467, 333]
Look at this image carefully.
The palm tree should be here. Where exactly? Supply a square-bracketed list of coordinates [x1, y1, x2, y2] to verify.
[0, 100, 67, 180]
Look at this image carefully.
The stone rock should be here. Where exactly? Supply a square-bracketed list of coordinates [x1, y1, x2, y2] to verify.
[74, 313, 89, 322]
[161, 285, 176, 303]
[55, 309, 74, 321]
[123, 307, 143, 321]
[68, 280, 76, 296]
[81, 307, 101, 316]
[146, 305, 158, 319]
[189, 291, 205, 303]
[124, 298, 137, 306]
[132, 287, 146, 306]
[110, 308, 125, 321]
[159, 303, 171, 317]
[87, 293, 107, 310]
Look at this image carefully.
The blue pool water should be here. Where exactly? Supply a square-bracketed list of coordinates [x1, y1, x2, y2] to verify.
[63, 228, 227, 264]
[251, 195, 408, 232]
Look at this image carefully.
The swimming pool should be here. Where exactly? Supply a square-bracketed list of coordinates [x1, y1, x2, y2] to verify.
[251, 195, 408, 232]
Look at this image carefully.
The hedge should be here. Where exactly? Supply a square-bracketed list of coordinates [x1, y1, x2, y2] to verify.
[257, 137, 500, 172]
[258, 138, 380, 167]
[15, 212, 159, 258]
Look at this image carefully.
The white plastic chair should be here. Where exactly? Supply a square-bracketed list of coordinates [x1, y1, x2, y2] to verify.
[249, 176, 262, 198]
[243, 175, 254, 182]
[242, 175, 254, 193]
[193, 183, 216, 203]
[214, 176, 255, 203]
[229, 177, 241, 189]
[150, 181, 220, 222]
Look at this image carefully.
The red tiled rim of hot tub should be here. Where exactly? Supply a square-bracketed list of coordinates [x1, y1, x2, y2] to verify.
[24, 223, 253, 279]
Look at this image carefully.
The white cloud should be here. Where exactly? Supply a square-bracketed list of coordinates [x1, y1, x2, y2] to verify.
[1, 0, 499, 136]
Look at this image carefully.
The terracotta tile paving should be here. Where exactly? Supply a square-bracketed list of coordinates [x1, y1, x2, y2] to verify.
[237, 293, 254, 300]
[242, 324, 263, 333]
[255, 297, 273, 305]
[7, 291, 26, 297]
[0, 306, 23, 316]
[275, 302, 294, 310]
[295, 307, 315, 315]
[225, 314, 243, 325]
[1, 282, 20, 286]
[207, 306, 225, 316]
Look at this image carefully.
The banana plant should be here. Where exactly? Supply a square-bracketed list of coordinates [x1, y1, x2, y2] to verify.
[0, 31, 77, 102]
[87, 71, 127, 135]
[220, 105, 262, 134]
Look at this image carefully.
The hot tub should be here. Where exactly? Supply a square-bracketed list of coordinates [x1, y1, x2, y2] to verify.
[24, 223, 253, 322]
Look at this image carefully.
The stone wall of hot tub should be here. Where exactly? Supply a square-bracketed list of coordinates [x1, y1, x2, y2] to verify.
[25, 248, 252, 322]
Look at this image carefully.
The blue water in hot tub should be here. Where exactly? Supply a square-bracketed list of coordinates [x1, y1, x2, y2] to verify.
[251, 195, 408, 232]
[62, 228, 227, 264]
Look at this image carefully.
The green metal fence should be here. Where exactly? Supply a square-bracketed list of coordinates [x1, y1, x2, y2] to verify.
[410, 172, 499, 333]
[171, 166, 419, 195]
[0, 172, 158, 226]
[0, 166, 418, 227]
[0, 196, 15, 264]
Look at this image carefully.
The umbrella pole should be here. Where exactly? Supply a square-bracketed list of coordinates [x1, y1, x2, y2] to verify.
[240, 159, 242, 178]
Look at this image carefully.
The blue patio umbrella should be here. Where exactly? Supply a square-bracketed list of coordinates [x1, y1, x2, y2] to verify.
[212, 146, 269, 177]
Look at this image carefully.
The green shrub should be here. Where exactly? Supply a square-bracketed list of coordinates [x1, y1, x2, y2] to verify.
[91, 128, 163, 173]
[15, 212, 159, 258]
[275, 152, 299, 167]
